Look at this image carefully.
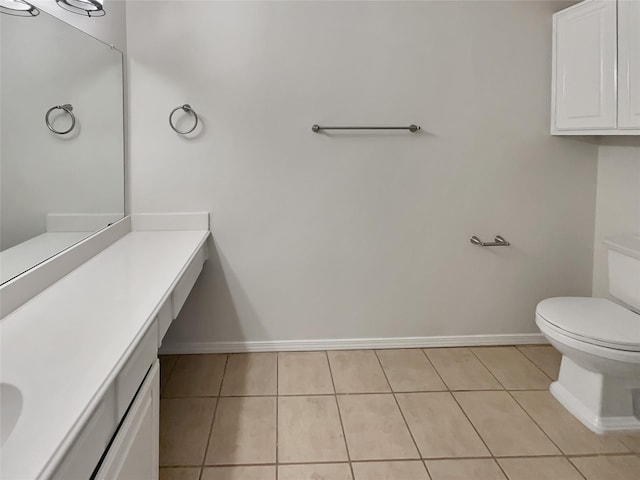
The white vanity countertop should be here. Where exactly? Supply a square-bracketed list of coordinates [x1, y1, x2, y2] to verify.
[0, 229, 209, 480]
[0, 232, 93, 283]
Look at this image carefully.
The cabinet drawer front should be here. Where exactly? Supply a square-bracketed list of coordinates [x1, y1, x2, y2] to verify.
[51, 386, 116, 480]
[171, 245, 206, 319]
[95, 361, 159, 480]
[115, 325, 158, 421]
[553, 0, 617, 130]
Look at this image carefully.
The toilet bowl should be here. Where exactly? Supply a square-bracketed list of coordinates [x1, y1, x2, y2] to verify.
[536, 297, 640, 433]
[536, 234, 640, 434]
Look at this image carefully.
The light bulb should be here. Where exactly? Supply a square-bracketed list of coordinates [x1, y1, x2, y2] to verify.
[0, 0, 39, 17]
[56, 0, 105, 17]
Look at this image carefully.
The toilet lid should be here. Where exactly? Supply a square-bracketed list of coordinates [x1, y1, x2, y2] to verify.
[536, 297, 640, 351]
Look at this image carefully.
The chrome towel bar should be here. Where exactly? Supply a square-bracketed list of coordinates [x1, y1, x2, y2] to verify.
[312, 124, 420, 133]
[470, 235, 510, 247]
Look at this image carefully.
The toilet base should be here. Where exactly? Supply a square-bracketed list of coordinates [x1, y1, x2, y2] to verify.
[550, 356, 640, 434]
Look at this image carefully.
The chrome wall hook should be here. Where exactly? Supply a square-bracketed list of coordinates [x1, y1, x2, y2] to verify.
[169, 104, 199, 135]
[470, 235, 510, 247]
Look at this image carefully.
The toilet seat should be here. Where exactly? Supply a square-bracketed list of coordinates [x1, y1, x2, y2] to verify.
[536, 297, 640, 352]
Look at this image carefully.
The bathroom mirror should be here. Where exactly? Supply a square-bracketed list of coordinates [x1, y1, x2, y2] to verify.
[0, 7, 124, 284]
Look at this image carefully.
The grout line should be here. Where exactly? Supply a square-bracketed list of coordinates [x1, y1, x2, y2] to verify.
[419, 348, 505, 475]
[325, 351, 356, 480]
[466, 347, 509, 391]
[429, 363, 499, 468]
[449, 391, 510, 479]
[452, 348, 509, 472]
[376, 352, 433, 479]
[566, 457, 589, 480]
[160, 387, 555, 399]
[467, 348, 584, 478]
[508, 391, 583, 456]
[198, 354, 230, 480]
[422, 460, 434, 480]
[218, 352, 233, 396]
[216, 355, 229, 396]
[565, 452, 638, 458]
[161, 452, 640, 470]
[516, 345, 561, 382]
[159, 354, 180, 398]
[513, 345, 556, 382]
[198, 462, 279, 468]
[160, 387, 555, 400]
[423, 347, 506, 391]
[420, 348, 452, 389]
[468, 350, 562, 451]
[373, 350, 423, 463]
[420, 348, 451, 393]
[425, 348, 557, 480]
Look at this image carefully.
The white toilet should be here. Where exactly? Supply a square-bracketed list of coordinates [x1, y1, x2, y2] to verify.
[536, 233, 640, 434]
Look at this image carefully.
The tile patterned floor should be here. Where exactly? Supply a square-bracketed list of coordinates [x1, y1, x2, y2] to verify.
[158, 346, 640, 480]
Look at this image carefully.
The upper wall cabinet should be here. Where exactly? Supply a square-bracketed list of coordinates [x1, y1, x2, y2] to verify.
[619, 0, 640, 128]
[552, 0, 640, 135]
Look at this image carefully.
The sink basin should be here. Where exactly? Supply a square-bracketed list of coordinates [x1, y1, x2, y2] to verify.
[1, 383, 22, 445]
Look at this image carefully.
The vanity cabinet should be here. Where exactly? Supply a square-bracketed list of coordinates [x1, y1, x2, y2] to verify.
[0, 217, 213, 480]
[51, 324, 159, 480]
[95, 361, 159, 480]
[552, 0, 640, 134]
[50, 387, 118, 480]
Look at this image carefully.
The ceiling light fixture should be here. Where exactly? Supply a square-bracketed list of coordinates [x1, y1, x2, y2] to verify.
[0, 0, 39, 17]
[55, 0, 105, 17]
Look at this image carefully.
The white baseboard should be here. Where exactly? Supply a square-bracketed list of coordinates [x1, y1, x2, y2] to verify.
[159, 333, 548, 354]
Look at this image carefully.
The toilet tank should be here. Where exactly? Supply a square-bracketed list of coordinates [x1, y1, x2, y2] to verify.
[604, 233, 640, 312]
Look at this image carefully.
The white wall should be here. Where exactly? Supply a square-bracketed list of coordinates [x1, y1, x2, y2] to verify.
[592, 139, 640, 299]
[0, 10, 124, 249]
[127, 1, 599, 348]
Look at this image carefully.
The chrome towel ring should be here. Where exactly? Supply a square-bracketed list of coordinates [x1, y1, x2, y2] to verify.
[169, 104, 199, 134]
[45, 104, 76, 135]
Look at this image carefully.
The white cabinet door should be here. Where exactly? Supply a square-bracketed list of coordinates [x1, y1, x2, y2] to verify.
[95, 360, 159, 480]
[619, 0, 640, 128]
[553, 0, 617, 131]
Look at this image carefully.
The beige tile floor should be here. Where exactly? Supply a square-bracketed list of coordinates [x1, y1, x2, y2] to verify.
[158, 346, 640, 480]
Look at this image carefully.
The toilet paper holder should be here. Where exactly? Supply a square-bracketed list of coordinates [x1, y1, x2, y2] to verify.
[470, 235, 510, 247]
